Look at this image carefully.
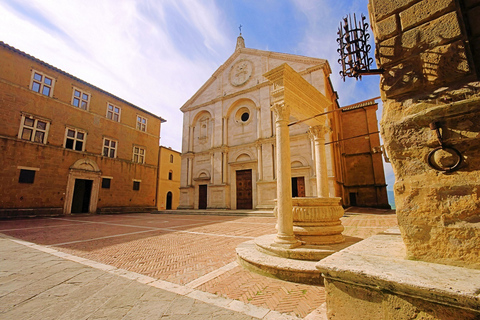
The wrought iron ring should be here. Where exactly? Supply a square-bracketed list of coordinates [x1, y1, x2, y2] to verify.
[427, 146, 463, 173]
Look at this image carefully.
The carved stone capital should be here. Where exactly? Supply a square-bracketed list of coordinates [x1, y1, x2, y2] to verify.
[270, 102, 290, 122]
[308, 125, 329, 140]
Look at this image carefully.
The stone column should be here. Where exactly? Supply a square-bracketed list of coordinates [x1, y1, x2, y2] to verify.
[309, 125, 329, 198]
[222, 117, 228, 146]
[187, 156, 193, 186]
[256, 141, 263, 181]
[256, 107, 262, 139]
[271, 102, 300, 248]
[188, 126, 194, 152]
[210, 152, 214, 183]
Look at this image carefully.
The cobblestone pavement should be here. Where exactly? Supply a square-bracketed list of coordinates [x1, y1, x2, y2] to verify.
[0, 208, 397, 319]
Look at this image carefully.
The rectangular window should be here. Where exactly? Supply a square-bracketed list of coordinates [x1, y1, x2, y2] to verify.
[64, 128, 86, 151]
[18, 115, 50, 144]
[19, 169, 36, 184]
[133, 146, 145, 164]
[101, 178, 111, 189]
[72, 88, 90, 110]
[136, 116, 147, 132]
[133, 181, 140, 191]
[107, 104, 121, 122]
[30, 70, 54, 97]
[103, 138, 117, 158]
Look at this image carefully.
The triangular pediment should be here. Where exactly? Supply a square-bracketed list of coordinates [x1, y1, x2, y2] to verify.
[180, 48, 330, 112]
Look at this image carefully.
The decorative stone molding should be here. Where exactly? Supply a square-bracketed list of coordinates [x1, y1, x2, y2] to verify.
[229, 59, 253, 87]
[270, 102, 290, 122]
[291, 197, 345, 245]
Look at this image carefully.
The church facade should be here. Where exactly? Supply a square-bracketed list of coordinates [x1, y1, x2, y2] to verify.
[178, 36, 389, 210]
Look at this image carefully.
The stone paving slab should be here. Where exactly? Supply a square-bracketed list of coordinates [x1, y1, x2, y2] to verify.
[0, 236, 263, 319]
[0, 210, 398, 318]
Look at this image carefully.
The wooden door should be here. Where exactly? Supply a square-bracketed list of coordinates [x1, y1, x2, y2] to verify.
[198, 185, 207, 209]
[236, 169, 252, 209]
[291, 177, 305, 197]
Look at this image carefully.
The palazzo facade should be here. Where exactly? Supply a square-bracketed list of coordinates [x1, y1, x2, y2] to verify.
[0, 41, 165, 217]
[178, 36, 390, 210]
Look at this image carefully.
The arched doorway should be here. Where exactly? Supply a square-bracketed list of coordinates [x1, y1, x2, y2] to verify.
[166, 191, 173, 210]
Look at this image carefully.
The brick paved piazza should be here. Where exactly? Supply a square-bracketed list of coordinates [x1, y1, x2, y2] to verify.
[0, 209, 397, 318]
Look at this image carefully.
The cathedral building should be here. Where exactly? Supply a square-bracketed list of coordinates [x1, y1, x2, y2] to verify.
[178, 35, 389, 210]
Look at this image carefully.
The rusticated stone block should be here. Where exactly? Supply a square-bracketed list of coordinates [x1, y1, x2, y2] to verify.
[380, 94, 480, 269]
[380, 60, 423, 98]
[381, 40, 471, 98]
[378, 11, 462, 66]
[373, 14, 399, 41]
[400, 0, 456, 31]
[419, 40, 470, 84]
[370, 0, 419, 22]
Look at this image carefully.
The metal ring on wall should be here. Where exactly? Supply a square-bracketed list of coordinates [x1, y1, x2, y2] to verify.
[427, 146, 463, 173]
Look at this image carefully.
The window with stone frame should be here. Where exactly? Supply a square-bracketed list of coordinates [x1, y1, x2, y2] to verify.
[18, 114, 50, 144]
[133, 180, 140, 191]
[101, 177, 111, 189]
[170, 154, 174, 163]
[30, 70, 54, 97]
[18, 169, 36, 184]
[168, 170, 173, 180]
[133, 146, 145, 164]
[103, 138, 117, 158]
[64, 128, 86, 151]
[72, 88, 90, 110]
[107, 103, 121, 122]
[136, 115, 147, 132]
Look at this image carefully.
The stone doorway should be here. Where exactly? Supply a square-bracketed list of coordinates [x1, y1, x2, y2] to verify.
[198, 185, 207, 209]
[166, 191, 173, 210]
[236, 169, 253, 209]
[291, 177, 305, 197]
[349, 192, 357, 206]
[64, 159, 101, 215]
[71, 179, 93, 213]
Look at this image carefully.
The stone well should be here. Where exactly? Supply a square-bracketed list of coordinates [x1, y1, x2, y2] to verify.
[291, 197, 345, 245]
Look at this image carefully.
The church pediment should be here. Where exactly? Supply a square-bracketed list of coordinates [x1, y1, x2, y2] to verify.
[180, 47, 330, 112]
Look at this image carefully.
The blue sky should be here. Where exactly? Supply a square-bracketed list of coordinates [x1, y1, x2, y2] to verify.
[0, 0, 394, 190]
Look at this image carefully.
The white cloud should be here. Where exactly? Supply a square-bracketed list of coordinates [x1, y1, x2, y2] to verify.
[0, 0, 231, 151]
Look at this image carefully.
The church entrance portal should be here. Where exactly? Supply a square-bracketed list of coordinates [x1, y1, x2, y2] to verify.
[71, 179, 93, 213]
[292, 177, 305, 197]
[198, 185, 207, 209]
[236, 169, 253, 209]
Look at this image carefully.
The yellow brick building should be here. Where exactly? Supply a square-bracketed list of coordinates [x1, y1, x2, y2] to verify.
[157, 146, 181, 210]
[0, 41, 165, 217]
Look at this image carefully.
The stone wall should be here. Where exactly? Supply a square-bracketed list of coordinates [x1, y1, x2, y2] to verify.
[369, 0, 480, 268]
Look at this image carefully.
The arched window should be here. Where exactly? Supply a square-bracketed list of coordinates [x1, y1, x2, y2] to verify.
[170, 154, 173, 163]
[168, 170, 173, 180]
